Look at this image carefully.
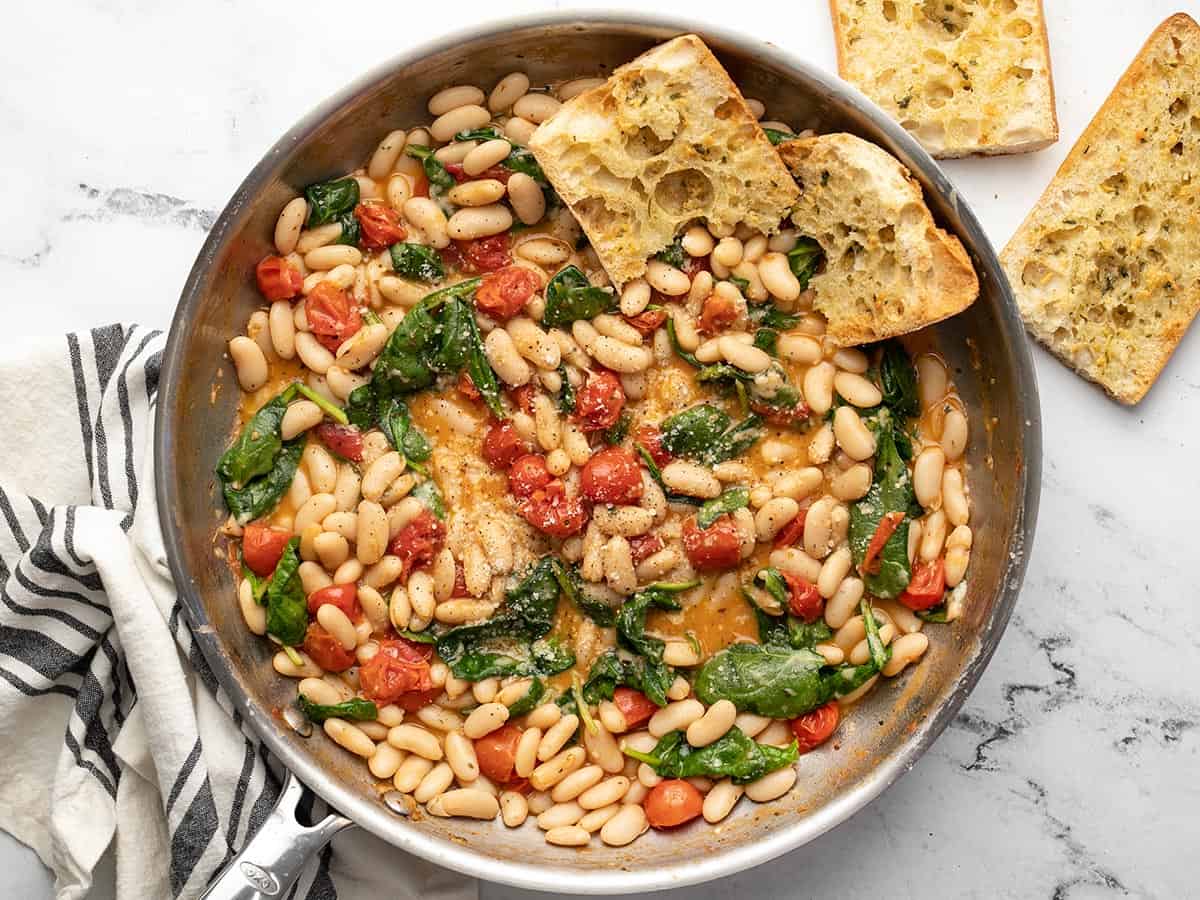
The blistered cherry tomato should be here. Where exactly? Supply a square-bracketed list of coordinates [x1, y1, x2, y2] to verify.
[628, 533, 664, 565]
[508, 383, 537, 416]
[633, 424, 672, 468]
[624, 308, 667, 337]
[306, 583, 361, 619]
[580, 446, 643, 505]
[388, 510, 445, 577]
[645, 780, 703, 829]
[613, 686, 658, 730]
[698, 291, 738, 333]
[305, 282, 362, 353]
[457, 371, 482, 401]
[773, 506, 809, 549]
[241, 523, 291, 576]
[574, 371, 625, 432]
[519, 480, 589, 538]
[353, 201, 407, 250]
[860, 511, 905, 576]
[302, 623, 356, 673]
[682, 515, 741, 572]
[481, 419, 528, 469]
[475, 723, 524, 784]
[462, 234, 512, 272]
[783, 572, 823, 623]
[315, 423, 364, 462]
[790, 700, 840, 753]
[358, 638, 434, 704]
[475, 265, 540, 320]
[749, 398, 811, 427]
[255, 256, 303, 301]
[508, 454, 553, 499]
[899, 558, 947, 611]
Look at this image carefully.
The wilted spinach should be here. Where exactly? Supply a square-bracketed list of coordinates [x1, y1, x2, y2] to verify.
[390, 243, 445, 282]
[305, 177, 359, 227]
[849, 411, 914, 598]
[879, 341, 920, 418]
[654, 238, 687, 270]
[556, 363, 576, 414]
[604, 410, 632, 446]
[581, 650, 670, 708]
[403, 145, 454, 190]
[787, 237, 824, 289]
[454, 127, 505, 142]
[377, 397, 431, 469]
[222, 441, 304, 525]
[411, 478, 446, 520]
[504, 677, 546, 717]
[241, 560, 269, 605]
[762, 127, 794, 146]
[613, 581, 698, 706]
[541, 266, 616, 327]
[747, 576, 833, 651]
[660, 405, 763, 465]
[265, 538, 306, 647]
[665, 316, 701, 368]
[624, 727, 798, 783]
[501, 147, 547, 183]
[697, 488, 749, 529]
[218, 385, 305, 524]
[551, 559, 616, 627]
[297, 695, 378, 723]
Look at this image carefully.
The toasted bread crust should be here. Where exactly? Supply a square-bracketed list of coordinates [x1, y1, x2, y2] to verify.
[780, 134, 978, 346]
[1001, 13, 1200, 404]
[529, 35, 798, 286]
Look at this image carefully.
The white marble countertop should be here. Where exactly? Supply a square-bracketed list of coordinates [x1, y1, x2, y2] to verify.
[3, 1, 1197, 897]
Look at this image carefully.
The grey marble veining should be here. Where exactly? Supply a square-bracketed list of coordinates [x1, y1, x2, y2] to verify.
[3, 1, 1197, 898]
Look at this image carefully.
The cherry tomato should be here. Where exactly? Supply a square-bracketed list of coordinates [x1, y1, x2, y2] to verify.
[518, 480, 589, 538]
[772, 506, 809, 549]
[628, 533, 664, 566]
[302, 623, 356, 673]
[353, 201, 407, 250]
[644, 780, 703, 829]
[305, 282, 362, 353]
[789, 700, 840, 753]
[444, 162, 512, 185]
[439, 241, 465, 272]
[574, 371, 625, 432]
[508, 383, 537, 416]
[457, 371, 482, 401]
[475, 265, 540, 320]
[899, 558, 947, 611]
[394, 687, 442, 713]
[306, 583, 361, 619]
[255, 256, 303, 301]
[624, 307, 667, 337]
[750, 398, 812, 427]
[682, 515, 742, 572]
[387, 510, 446, 577]
[411, 171, 430, 198]
[682, 254, 711, 278]
[698, 291, 738, 333]
[580, 446, 643, 505]
[481, 419, 528, 469]
[462, 235, 512, 272]
[474, 723, 524, 784]
[633, 424, 672, 467]
[444, 163, 468, 183]
[315, 423, 364, 462]
[613, 686, 658, 729]
[860, 511, 905, 576]
[241, 523, 291, 576]
[358, 638, 434, 704]
[783, 572, 823, 623]
[508, 454, 553, 499]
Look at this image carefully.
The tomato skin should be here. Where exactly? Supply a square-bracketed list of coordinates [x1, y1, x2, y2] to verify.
[315, 423, 364, 462]
[305, 282, 362, 353]
[462, 235, 512, 272]
[481, 419, 528, 469]
[518, 480, 590, 538]
[645, 780, 703, 829]
[580, 446, 644, 505]
[474, 723, 524, 784]
[508, 383, 537, 416]
[387, 510, 446, 578]
[624, 308, 667, 337]
[241, 523, 291, 576]
[861, 511, 905, 576]
[772, 506, 809, 549]
[353, 201, 407, 250]
[628, 533, 664, 566]
[633, 424, 672, 467]
[255, 256, 303, 301]
[306, 583, 361, 619]
[457, 371, 482, 401]
[475, 266, 540, 320]
[613, 687, 658, 729]
[445, 162, 512, 185]
[411, 171, 430, 198]
[508, 454, 553, 499]
[574, 371, 626, 432]
[783, 572, 823, 623]
[395, 687, 442, 712]
[302, 623, 356, 673]
[698, 291, 738, 333]
[899, 558, 947, 611]
[682, 515, 742, 572]
[790, 700, 840, 753]
[358, 638, 434, 704]
[452, 561, 468, 598]
[750, 398, 811, 427]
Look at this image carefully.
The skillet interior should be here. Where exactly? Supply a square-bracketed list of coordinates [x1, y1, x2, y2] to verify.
[155, 13, 1040, 893]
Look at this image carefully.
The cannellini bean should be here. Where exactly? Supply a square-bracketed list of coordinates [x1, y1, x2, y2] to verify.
[464, 703, 510, 739]
[247, 310, 276, 364]
[273, 197, 308, 255]
[393, 755, 434, 793]
[333, 558, 363, 585]
[686, 699, 737, 748]
[355, 500, 388, 564]
[941, 408, 969, 461]
[294, 493, 337, 535]
[834, 371, 883, 408]
[770, 547, 822, 583]
[427, 787, 500, 820]
[429, 104, 490, 142]
[403, 198, 449, 248]
[504, 116, 537, 145]
[744, 766, 797, 802]
[316, 601, 357, 651]
[589, 335, 653, 373]
[513, 92, 561, 123]
[832, 348, 869, 374]
[447, 179, 506, 207]
[444, 731, 480, 783]
[830, 463, 872, 501]
[538, 715, 580, 761]
[484, 328, 532, 386]
[943, 469, 969, 526]
[516, 237, 569, 268]
[268, 299, 297, 360]
[644, 260, 690, 295]
[508, 317, 560, 368]
[238, 579, 267, 635]
[303, 444, 337, 493]
[600, 803, 647, 847]
[755, 497, 800, 541]
[778, 333, 822, 364]
[515, 727, 543, 779]
[817, 545, 853, 598]
[913, 448, 946, 509]
[462, 138, 512, 175]
[808, 422, 835, 464]
[505, 171, 545, 225]
[428, 85, 485, 116]
[917, 354, 948, 409]
[661, 461, 721, 499]
[551, 765, 604, 803]
[304, 244, 361, 271]
[366, 129, 408, 181]
[681, 225, 715, 257]
[324, 718, 376, 759]
[228, 337, 268, 391]
[280, 401, 323, 440]
[719, 336, 771, 372]
[294, 332, 335, 375]
[619, 278, 651, 316]
[530, 747, 586, 792]
[298, 561, 332, 595]
[648, 699, 704, 738]
[387, 724, 443, 760]
[758, 252, 802, 301]
[448, 204, 513, 241]
[489, 72, 530, 112]
[833, 407, 876, 461]
[803, 362, 836, 414]
[273, 650, 322, 678]
[703, 779, 744, 823]
[368, 742, 405, 779]
[362, 452, 405, 502]
[803, 497, 838, 559]
[500, 790, 529, 827]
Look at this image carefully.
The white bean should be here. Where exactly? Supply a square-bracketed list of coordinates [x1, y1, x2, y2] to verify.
[355, 500, 388, 564]
[447, 204, 513, 240]
[661, 461, 721, 499]
[757, 252, 802, 302]
[274, 197, 308, 255]
[489, 72, 530, 113]
[402, 198, 449, 248]
[484, 328, 532, 386]
[323, 718, 376, 759]
[834, 371, 883, 408]
[280, 401, 323, 440]
[686, 699, 737, 748]
[464, 703, 510, 739]
[600, 803, 647, 847]
[833, 407, 876, 461]
[755, 497, 800, 542]
[913, 448, 946, 509]
[648, 699, 704, 738]
[229, 337, 268, 391]
[429, 104, 490, 142]
[803, 362, 836, 415]
[294, 332, 335, 375]
[943, 469, 969, 526]
[744, 766, 797, 802]
[512, 92, 561, 123]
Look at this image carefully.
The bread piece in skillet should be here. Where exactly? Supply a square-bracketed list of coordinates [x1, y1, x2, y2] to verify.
[1001, 13, 1200, 404]
[529, 34, 799, 286]
[828, 0, 1058, 158]
[778, 133, 979, 346]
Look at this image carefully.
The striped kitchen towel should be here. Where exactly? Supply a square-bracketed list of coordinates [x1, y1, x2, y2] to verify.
[0, 325, 475, 900]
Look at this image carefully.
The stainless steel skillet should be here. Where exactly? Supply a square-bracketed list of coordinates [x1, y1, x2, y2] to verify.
[154, 12, 1041, 897]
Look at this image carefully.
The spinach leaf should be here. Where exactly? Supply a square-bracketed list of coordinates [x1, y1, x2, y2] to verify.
[660, 405, 763, 465]
[371, 297, 444, 395]
[435, 296, 473, 371]
[217, 386, 298, 486]
[455, 127, 505, 142]
[397, 628, 438, 644]
[665, 316, 701, 368]
[295, 383, 348, 425]
[696, 363, 755, 389]
[557, 363, 576, 414]
[849, 411, 913, 599]
[241, 561, 269, 605]
[403, 145, 454, 190]
[541, 266, 616, 327]
[411, 479, 446, 520]
[604, 410, 632, 446]
[749, 581, 833, 651]
[581, 651, 673, 708]
[460, 302, 506, 418]
[344, 383, 377, 430]
[390, 243, 445, 282]
[614, 581, 697, 706]
[697, 488, 749, 529]
[265, 538, 306, 646]
[726, 275, 751, 293]
[624, 726, 799, 783]
[504, 677, 546, 717]
[753, 329, 779, 356]
[296, 695, 378, 723]
[333, 210, 360, 247]
[654, 239, 686, 270]
[501, 147, 547, 183]
[762, 127, 794, 146]
[551, 560, 616, 627]
[787, 237, 824, 289]
[378, 397, 432, 464]
[222, 439, 304, 525]
[879, 341, 920, 418]
[305, 177, 360, 227]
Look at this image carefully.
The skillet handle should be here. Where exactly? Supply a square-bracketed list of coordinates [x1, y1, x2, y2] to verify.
[199, 770, 355, 899]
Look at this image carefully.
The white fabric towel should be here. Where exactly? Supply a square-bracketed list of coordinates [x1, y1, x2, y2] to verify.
[0, 325, 478, 900]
